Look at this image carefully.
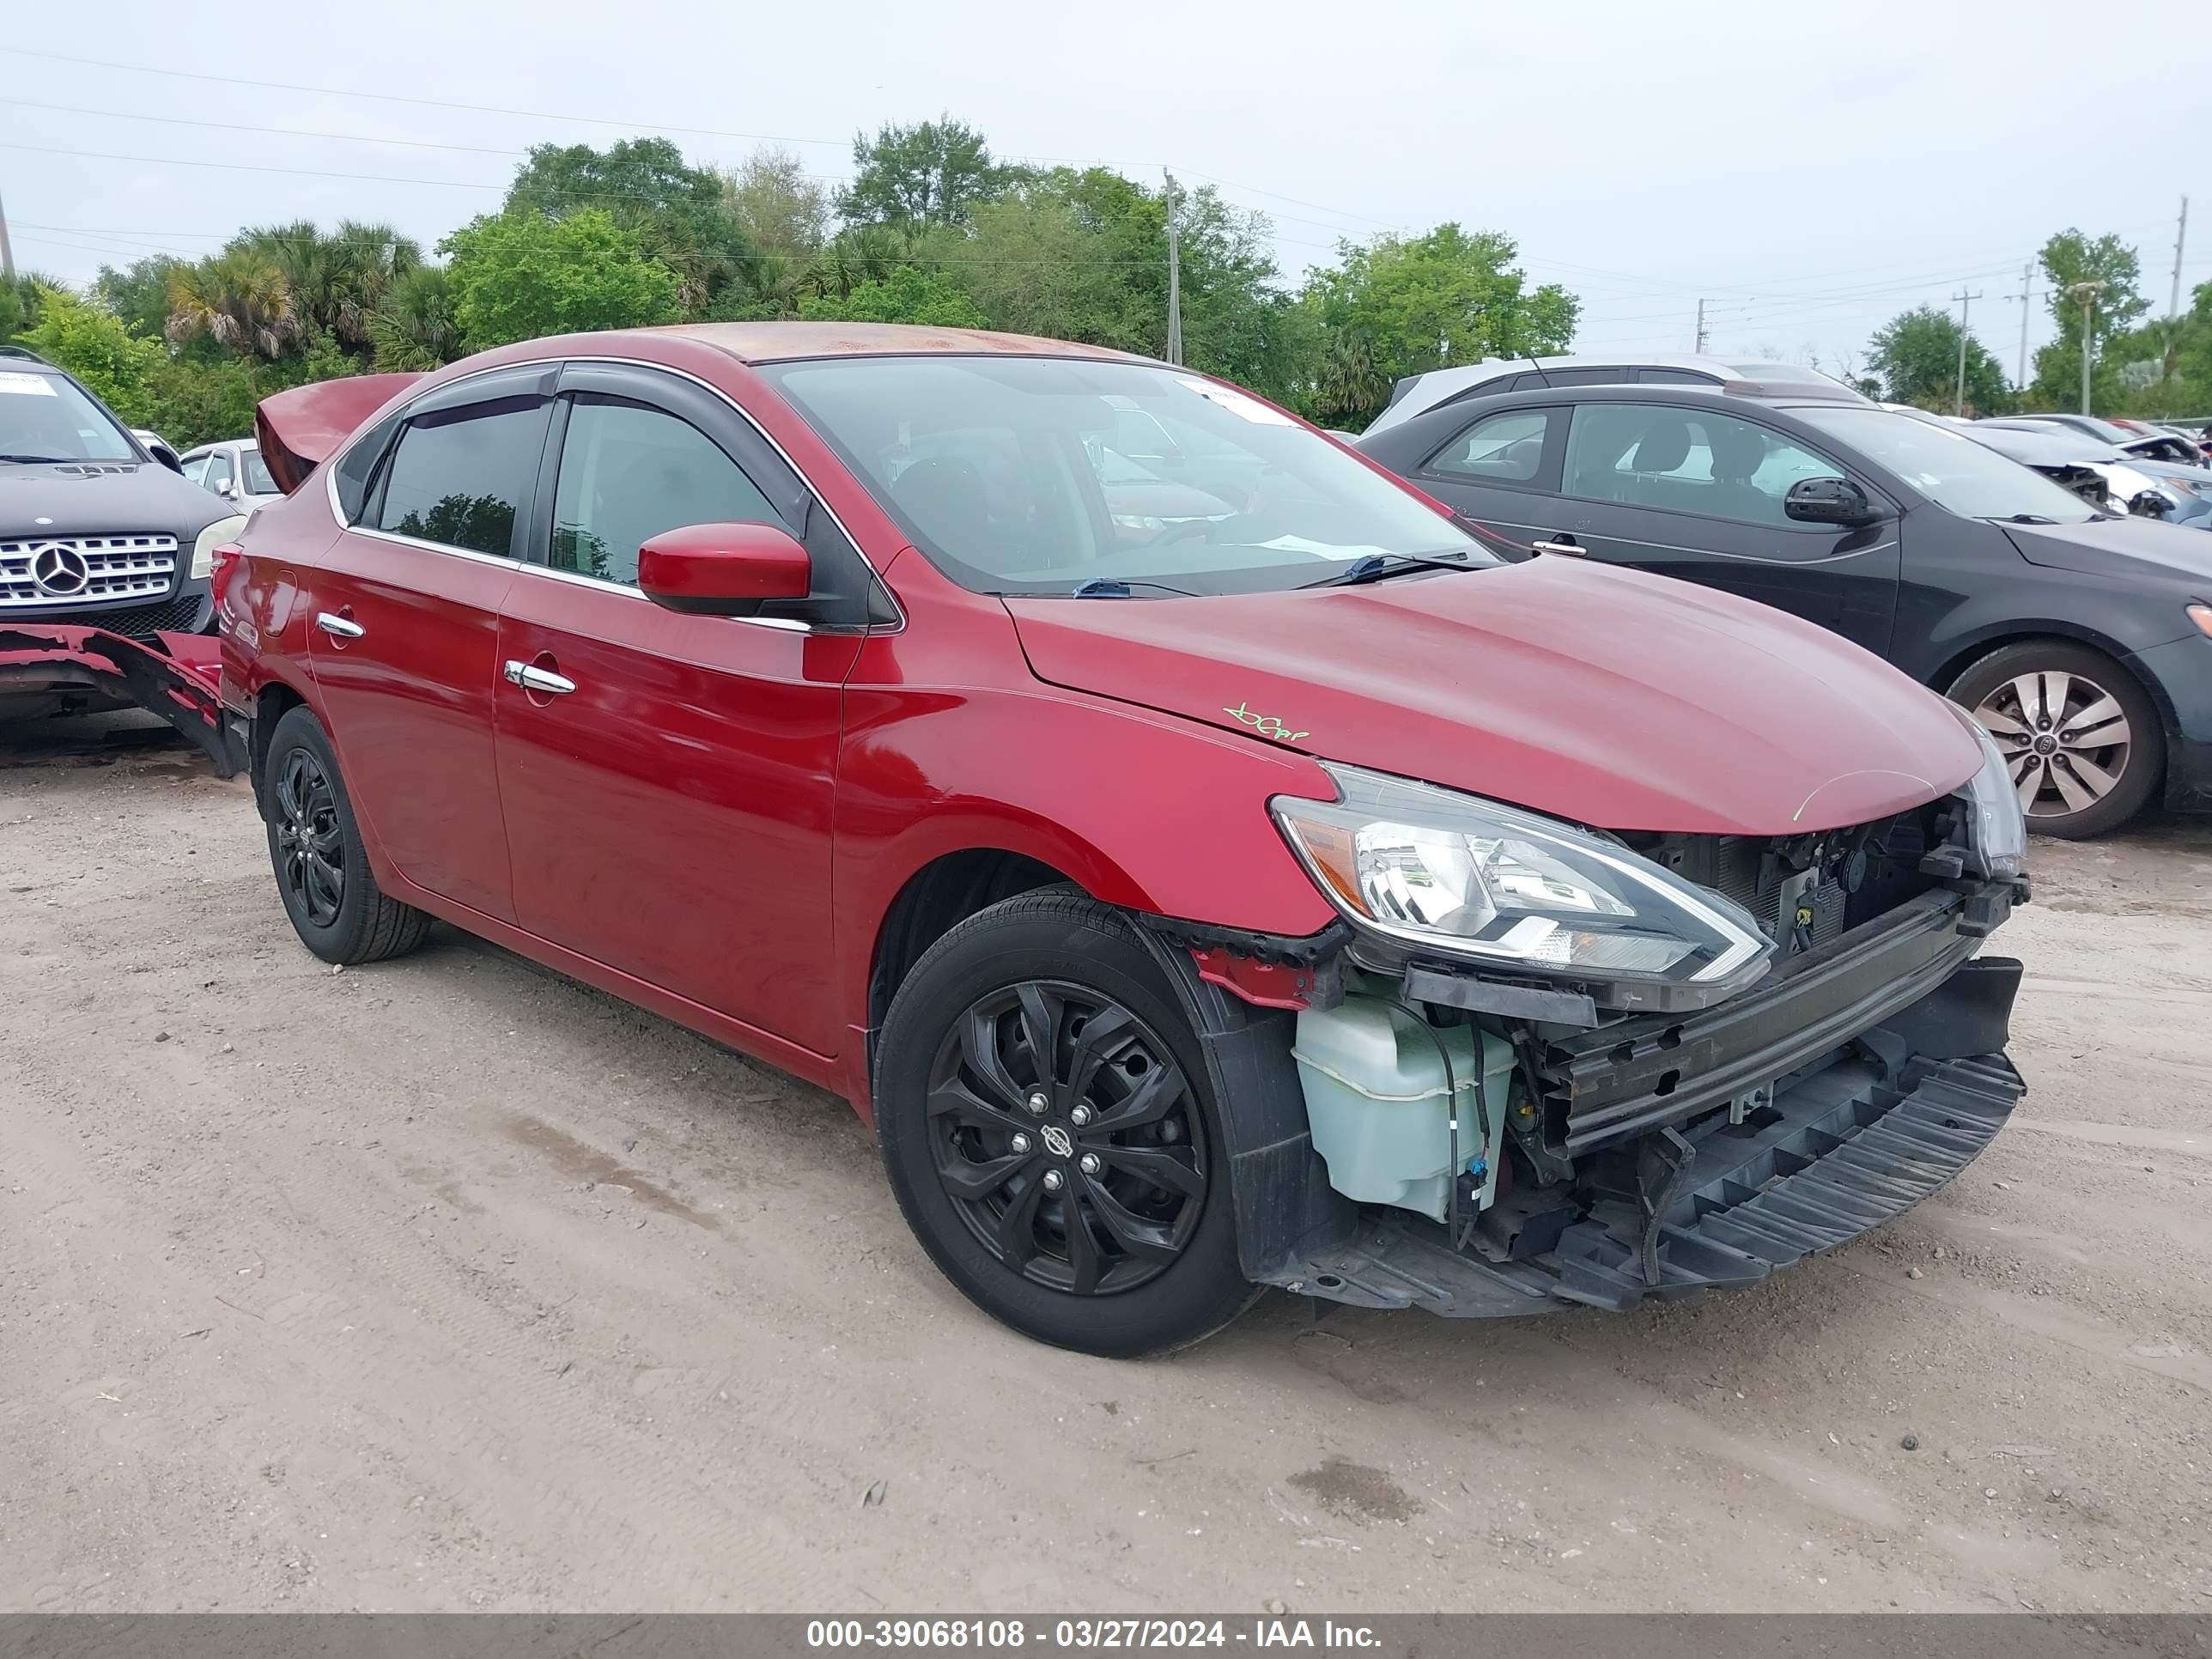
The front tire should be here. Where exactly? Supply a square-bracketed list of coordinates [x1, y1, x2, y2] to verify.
[875, 890, 1257, 1357]
[1948, 641, 2162, 838]
[262, 704, 434, 964]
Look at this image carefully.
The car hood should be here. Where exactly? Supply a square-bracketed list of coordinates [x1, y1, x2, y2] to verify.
[0, 461, 233, 538]
[1006, 557, 1981, 836]
[2002, 514, 2212, 578]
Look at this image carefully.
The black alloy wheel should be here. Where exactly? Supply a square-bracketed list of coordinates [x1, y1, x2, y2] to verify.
[874, 890, 1256, 1357]
[261, 703, 434, 965]
[927, 979, 1208, 1297]
[273, 746, 346, 927]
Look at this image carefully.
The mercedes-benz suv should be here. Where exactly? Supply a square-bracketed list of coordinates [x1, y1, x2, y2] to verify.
[1, 348, 242, 641]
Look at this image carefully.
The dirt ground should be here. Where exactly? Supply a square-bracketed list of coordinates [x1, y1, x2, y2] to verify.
[2, 712, 2208, 1615]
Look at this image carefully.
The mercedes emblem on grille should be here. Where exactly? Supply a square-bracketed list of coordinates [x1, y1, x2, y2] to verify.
[29, 544, 91, 597]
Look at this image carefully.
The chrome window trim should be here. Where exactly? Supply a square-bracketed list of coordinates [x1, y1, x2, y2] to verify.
[323, 352, 904, 635]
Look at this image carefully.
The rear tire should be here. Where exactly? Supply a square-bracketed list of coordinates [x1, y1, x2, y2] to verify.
[1948, 641, 2161, 839]
[262, 704, 434, 964]
[875, 890, 1258, 1358]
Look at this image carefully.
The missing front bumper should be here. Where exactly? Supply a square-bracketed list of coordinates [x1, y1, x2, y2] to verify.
[1257, 962, 2025, 1317]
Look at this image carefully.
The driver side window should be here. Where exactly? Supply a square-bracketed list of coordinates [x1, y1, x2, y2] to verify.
[1426, 409, 1556, 483]
[1564, 404, 1842, 527]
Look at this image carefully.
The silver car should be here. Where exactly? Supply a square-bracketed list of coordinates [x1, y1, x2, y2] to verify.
[179, 439, 283, 511]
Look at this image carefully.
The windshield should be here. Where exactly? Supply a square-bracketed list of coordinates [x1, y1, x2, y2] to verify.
[0, 369, 137, 463]
[242, 447, 278, 495]
[760, 356, 1490, 595]
[1793, 404, 2099, 523]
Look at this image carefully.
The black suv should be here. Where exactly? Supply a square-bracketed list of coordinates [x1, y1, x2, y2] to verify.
[0, 348, 240, 639]
[1356, 383, 2212, 838]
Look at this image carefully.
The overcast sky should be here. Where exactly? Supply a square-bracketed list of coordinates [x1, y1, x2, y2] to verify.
[4, 0, 2206, 383]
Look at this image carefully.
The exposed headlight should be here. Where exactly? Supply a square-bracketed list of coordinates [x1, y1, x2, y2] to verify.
[1952, 706, 2029, 879]
[1271, 763, 1773, 1008]
[191, 515, 247, 579]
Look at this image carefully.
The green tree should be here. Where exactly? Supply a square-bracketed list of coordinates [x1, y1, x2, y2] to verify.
[368, 264, 464, 370]
[443, 208, 683, 350]
[1304, 226, 1578, 427]
[1867, 304, 2009, 415]
[720, 149, 831, 313]
[165, 244, 301, 361]
[0, 271, 65, 343]
[923, 173, 1153, 349]
[1306, 327, 1389, 428]
[2030, 229, 2151, 410]
[505, 137, 757, 316]
[840, 117, 1017, 227]
[93, 257, 186, 342]
[2038, 229, 2148, 344]
[912, 167, 1300, 398]
[799, 265, 986, 327]
[18, 285, 166, 428]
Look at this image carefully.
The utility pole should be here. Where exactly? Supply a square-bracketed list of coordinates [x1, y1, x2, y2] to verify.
[2166, 196, 2189, 386]
[2069, 279, 2106, 415]
[1694, 298, 1708, 354]
[0, 184, 15, 284]
[1951, 288, 1984, 416]
[1163, 169, 1182, 368]
[2008, 261, 2033, 390]
[2172, 196, 2190, 319]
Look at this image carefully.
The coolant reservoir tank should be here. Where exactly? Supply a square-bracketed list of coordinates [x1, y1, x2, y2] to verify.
[1292, 995, 1516, 1224]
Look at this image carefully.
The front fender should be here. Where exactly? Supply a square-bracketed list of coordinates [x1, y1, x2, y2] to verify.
[831, 678, 1340, 1093]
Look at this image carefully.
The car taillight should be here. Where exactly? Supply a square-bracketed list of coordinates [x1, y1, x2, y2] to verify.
[210, 544, 245, 613]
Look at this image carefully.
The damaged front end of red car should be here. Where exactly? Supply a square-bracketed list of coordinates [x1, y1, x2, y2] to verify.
[0, 623, 246, 776]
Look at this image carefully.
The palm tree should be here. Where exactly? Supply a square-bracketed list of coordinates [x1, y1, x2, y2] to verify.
[318, 221, 422, 350]
[1312, 329, 1389, 428]
[808, 225, 905, 301]
[166, 246, 300, 361]
[368, 265, 461, 370]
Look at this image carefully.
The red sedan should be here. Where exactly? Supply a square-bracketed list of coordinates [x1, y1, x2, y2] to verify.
[222, 323, 2031, 1355]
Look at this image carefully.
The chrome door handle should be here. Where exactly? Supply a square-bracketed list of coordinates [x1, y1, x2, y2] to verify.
[314, 611, 365, 638]
[1530, 538, 1586, 556]
[503, 659, 576, 696]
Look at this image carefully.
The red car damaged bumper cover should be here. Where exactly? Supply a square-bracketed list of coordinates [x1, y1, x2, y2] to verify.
[0, 626, 245, 776]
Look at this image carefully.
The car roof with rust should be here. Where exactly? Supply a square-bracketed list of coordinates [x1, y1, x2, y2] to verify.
[635, 320, 1150, 365]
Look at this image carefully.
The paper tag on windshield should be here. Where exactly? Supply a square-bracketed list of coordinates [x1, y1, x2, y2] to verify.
[0, 373, 58, 397]
[1176, 376, 1292, 425]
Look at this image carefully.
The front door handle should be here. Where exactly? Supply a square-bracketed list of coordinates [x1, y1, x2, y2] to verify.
[314, 611, 365, 638]
[503, 659, 577, 696]
[1530, 536, 1586, 556]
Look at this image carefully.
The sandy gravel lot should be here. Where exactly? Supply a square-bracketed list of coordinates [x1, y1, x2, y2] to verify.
[2, 713, 2208, 1614]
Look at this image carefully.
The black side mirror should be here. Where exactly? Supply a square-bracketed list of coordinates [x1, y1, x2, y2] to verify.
[2128, 489, 2173, 519]
[1784, 476, 1882, 526]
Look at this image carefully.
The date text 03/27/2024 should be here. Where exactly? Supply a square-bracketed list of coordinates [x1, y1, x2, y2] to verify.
[805, 1620, 1382, 1650]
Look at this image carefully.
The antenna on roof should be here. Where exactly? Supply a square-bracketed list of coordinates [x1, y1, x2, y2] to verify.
[1522, 351, 1554, 388]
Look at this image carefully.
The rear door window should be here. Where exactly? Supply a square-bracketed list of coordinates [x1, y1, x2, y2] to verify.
[372, 398, 550, 558]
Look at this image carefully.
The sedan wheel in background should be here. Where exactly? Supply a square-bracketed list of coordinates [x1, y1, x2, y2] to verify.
[1949, 641, 2162, 838]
